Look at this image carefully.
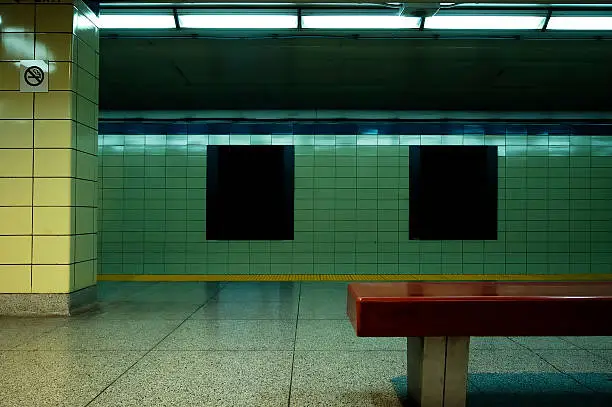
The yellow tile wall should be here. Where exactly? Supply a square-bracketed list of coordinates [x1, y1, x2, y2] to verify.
[35, 33, 74, 61]
[49, 62, 74, 91]
[75, 179, 96, 206]
[0, 178, 32, 206]
[34, 148, 74, 177]
[74, 260, 95, 290]
[34, 120, 74, 148]
[74, 234, 95, 262]
[76, 36, 97, 76]
[0, 33, 35, 59]
[0, 0, 98, 294]
[0, 120, 33, 148]
[74, 9, 99, 53]
[0, 4, 35, 33]
[0, 62, 20, 90]
[0, 266, 32, 294]
[76, 122, 97, 154]
[76, 66, 97, 101]
[33, 178, 74, 206]
[0, 207, 32, 235]
[0, 92, 33, 119]
[76, 150, 97, 181]
[0, 236, 32, 264]
[32, 265, 72, 293]
[0, 150, 33, 177]
[32, 235, 73, 265]
[34, 91, 75, 119]
[75, 207, 94, 234]
[36, 4, 75, 33]
[33, 207, 75, 235]
[76, 94, 97, 128]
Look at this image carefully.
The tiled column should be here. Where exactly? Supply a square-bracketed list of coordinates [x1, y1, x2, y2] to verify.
[0, 0, 99, 315]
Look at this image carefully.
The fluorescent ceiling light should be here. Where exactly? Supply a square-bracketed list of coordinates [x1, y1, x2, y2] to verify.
[547, 17, 612, 30]
[302, 15, 420, 29]
[179, 14, 297, 29]
[99, 14, 175, 29]
[425, 15, 546, 30]
[444, 2, 542, 6]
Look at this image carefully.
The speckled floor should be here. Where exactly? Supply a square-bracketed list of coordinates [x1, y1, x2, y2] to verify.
[0, 282, 611, 407]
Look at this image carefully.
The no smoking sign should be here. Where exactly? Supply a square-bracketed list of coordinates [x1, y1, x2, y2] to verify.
[20, 60, 49, 93]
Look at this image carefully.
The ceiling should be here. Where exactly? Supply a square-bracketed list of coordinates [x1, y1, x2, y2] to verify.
[99, 36, 612, 112]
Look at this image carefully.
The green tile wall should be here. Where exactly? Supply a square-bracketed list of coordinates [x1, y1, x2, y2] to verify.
[97, 128, 612, 276]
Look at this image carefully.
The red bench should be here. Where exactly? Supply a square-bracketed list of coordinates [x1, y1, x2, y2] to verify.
[347, 282, 612, 407]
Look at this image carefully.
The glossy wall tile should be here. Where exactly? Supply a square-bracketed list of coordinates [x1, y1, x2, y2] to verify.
[0, 1, 99, 294]
[97, 122, 612, 277]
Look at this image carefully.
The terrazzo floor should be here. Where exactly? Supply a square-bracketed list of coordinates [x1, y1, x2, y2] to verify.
[0, 281, 611, 407]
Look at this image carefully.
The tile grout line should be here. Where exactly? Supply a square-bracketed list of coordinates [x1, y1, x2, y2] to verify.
[559, 337, 612, 378]
[30, 20, 36, 292]
[583, 347, 612, 363]
[513, 338, 600, 394]
[82, 283, 223, 407]
[286, 282, 302, 407]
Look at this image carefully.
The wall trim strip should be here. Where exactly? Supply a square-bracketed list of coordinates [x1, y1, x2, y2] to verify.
[97, 274, 612, 282]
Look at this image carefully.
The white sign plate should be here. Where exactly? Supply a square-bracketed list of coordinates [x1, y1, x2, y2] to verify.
[20, 60, 49, 93]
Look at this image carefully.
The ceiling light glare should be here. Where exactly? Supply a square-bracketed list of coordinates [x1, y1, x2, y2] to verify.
[178, 14, 297, 29]
[547, 16, 612, 31]
[302, 15, 421, 29]
[425, 15, 546, 30]
[99, 14, 175, 29]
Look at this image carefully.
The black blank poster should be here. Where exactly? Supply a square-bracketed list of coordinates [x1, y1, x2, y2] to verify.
[409, 146, 498, 240]
[207, 145, 295, 240]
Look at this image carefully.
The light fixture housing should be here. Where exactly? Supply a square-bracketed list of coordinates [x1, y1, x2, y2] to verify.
[425, 12, 547, 30]
[178, 10, 297, 29]
[399, 2, 441, 18]
[547, 15, 612, 31]
[301, 11, 421, 30]
[99, 11, 175, 29]
[96, 5, 612, 35]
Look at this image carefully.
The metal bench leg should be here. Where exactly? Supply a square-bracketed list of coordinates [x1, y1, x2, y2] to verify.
[406, 336, 470, 407]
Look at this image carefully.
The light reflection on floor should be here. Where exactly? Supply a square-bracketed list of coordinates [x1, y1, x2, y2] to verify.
[0, 282, 610, 407]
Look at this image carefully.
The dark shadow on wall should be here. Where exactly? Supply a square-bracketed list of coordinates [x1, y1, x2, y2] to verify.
[392, 373, 612, 407]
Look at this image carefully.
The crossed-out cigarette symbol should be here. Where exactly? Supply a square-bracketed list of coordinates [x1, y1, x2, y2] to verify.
[24, 66, 45, 86]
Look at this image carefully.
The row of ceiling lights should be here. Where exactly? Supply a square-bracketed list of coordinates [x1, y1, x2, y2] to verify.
[99, 11, 612, 31]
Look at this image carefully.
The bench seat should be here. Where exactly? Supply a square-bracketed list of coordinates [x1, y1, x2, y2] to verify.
[348, 281, 612, 337]
[347, 282, 612, 407]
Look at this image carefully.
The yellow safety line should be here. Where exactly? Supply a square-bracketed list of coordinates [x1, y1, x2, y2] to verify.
[97, 273, 612, 282]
